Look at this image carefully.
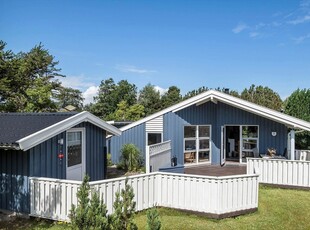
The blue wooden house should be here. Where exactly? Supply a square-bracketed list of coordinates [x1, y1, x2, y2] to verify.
[110, 90, 310, 170]
[0, 111, 121, 213]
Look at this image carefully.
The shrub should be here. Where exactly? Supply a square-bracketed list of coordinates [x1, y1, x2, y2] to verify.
[107, 153, 113, 166]
[110, 178, 137, 230]
[69, 175, 108, 229]
[119, 144, 142, 172]
[146, 208, 161, 230]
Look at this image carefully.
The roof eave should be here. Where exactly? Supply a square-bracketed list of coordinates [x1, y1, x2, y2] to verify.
[119, 89, 310, 132]
[16, 111, 121, 151]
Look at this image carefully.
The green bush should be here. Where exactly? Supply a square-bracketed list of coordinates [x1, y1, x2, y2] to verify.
[119, 144, 142, 172]
[69, 175, 109, 230]
[107, 153, 113, 166]
[110, 178, 137, 230]
[146, 208, 161, 230]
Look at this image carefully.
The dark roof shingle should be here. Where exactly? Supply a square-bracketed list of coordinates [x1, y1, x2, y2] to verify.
[0, 112, 77, 147]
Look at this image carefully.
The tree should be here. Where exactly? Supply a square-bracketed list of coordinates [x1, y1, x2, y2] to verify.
[183, 86, 209, 100]
[106, 100, 145, 121]
[70, 175, 109, 230]
[160, 86, 182, 109]
[240, 84, 283, 111]
[55, 87, 84, 111]
[90, 78, 117, 118]
[138, 84, 162, 116]
[146, 208, 161, 230]
[284, 88, 310, 149]
[110, 179, 137, 230]
[0, 41, 64, 112]
[90, 78, 137, 119]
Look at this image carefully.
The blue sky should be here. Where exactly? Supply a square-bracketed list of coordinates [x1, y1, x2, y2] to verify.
[1, 0, 310, 104]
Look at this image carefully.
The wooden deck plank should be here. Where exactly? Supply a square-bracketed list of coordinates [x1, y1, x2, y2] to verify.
[184, 164, 247, 176]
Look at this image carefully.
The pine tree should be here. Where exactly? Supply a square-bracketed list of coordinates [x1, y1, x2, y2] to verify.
[146, 208, 161, 230]
[70, 175, 91, 229]
[111, 179, 137, 230]
[69, 175, 109, 230]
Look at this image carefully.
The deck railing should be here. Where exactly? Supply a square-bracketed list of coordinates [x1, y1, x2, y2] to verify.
[30, 172, 259, 221]
[295, 149, 310, 161]
[146, 140, 172, 173]
[247, 158, 310, 187]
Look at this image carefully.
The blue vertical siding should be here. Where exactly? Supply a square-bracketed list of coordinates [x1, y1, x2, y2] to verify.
[163, 112, 189, 165]
[111, 101, 288, 167]
[29, 132, 66, 179]
[174, 101, 287, 164]
[216, 102, 287, 156]
[76, 122, 107, 181]
[0, 149, 29, 213]
[0, 121, 109, 213]
[110, 123, 146, 163]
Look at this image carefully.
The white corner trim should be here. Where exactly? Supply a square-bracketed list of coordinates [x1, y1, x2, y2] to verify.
[16, 111, 121, 151]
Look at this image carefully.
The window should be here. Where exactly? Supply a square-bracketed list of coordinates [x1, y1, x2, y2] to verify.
[148, 133, 162, 145]
[67, 131, 82, 167]
[184, 125, 211, 163]
[242, 126, 259, 158]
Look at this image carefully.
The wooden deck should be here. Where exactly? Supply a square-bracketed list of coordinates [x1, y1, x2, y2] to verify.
[184, 163, 247, 177]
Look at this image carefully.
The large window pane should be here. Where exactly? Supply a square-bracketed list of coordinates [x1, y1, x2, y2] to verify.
[184, 126, 196, 138]
[68, 132, 82, 167]
[199, 126, 210, 137]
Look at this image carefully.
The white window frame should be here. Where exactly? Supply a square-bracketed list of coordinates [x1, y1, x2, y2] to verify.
[184, 125, 211, 164]
[240, 125, 259, 162]
[66, 127, 86, 180]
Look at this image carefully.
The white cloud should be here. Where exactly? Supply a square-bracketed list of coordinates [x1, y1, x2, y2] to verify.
[232, 22, 248, 34]
[249, 32, 259, 38]
[115, 64, 156, 74]
[288, 14, 310, 24]
[293, 33, 310, 44]
[83, 86, 99, 105]
[154, 86, 168, 95]
[57, 75, 94, 90]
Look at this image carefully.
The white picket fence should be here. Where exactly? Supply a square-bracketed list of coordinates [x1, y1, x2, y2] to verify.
[247, 158, 310, 187]
[30, 172, 259, 221]
[146, 140, 172, 173]
[295, 149, 310, 161]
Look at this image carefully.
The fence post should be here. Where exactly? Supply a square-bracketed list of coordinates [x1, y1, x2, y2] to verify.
[146, 145, 150, 173]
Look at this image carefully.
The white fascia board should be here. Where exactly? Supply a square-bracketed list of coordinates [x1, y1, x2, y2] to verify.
[213, 92, 310, 131]
[16, 111, 121, 151]
[120, 89, 310, 132]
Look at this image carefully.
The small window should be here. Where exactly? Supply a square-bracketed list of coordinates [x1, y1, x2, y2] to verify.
[148, 133, 162, 145]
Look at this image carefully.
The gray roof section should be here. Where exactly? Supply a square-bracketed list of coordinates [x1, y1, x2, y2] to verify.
[0, 112, 77, 147]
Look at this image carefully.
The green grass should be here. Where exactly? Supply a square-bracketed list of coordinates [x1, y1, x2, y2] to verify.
[1, 186, 310, 230]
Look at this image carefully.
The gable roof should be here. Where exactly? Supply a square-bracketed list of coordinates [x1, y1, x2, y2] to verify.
[120, 89, 310, 132]
[0, 111, 121, 150]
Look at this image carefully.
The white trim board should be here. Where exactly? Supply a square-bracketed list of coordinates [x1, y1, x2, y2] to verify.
[119, 90, 310, 132]
[16, 111, 121, 151]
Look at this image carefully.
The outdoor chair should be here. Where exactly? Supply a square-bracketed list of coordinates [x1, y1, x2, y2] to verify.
[185, 152, 195, 163]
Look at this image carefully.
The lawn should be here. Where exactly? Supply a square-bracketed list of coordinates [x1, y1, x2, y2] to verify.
[1, 186, 309, 230]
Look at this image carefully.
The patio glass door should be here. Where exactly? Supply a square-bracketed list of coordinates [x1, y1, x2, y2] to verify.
[222, 125, 259, 163]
